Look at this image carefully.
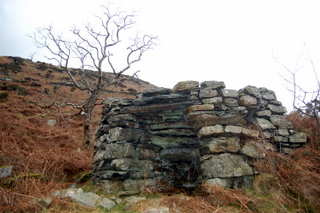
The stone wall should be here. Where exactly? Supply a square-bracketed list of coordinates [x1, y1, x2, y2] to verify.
[93, 81, 307, 193]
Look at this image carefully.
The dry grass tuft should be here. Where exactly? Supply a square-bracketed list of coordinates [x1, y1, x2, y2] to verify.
[275, 147, 320, 211]
[250, 145, 320, 212]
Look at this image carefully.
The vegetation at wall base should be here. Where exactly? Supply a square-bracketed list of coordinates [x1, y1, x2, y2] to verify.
[0, 56, 320, 212]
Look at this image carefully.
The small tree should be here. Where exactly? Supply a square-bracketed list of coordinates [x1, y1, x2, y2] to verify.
[30, 5, 157, 146]
[274, 45, 320, 147]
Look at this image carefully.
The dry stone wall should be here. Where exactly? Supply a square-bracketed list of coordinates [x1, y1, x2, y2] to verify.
[93, 80, 307, 193]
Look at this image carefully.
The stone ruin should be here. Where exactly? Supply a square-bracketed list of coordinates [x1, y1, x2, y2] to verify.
[93, 80, 308, 193]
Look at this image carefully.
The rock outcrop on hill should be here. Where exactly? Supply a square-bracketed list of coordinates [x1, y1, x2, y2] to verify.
[93, 80, 307, 193]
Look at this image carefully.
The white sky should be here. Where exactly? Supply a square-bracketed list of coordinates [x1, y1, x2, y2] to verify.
[1, 0, 320, 112]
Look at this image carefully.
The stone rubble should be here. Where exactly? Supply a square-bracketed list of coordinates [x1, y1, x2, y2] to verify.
[50, 188, 116, 210]
[93, 80, 308, 193]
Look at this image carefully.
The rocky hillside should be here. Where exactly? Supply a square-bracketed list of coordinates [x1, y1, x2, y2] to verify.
[0, 56, 157, 212]
[0, 56, 156, 98]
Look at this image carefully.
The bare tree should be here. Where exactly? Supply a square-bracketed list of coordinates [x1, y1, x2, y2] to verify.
[275, 47, 320, 117]
[30, 5, 157, 147]
[274, 45, 320, 147]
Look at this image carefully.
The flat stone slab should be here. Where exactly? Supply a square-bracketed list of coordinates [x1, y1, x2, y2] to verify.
[142, 87, 171, 97]
[270, 115, 293, 129]
[268, 104, 287, 114]
[256, 118, 276, 130]
[289, 132, 307, 143]
[239, 85, 261, 98]
[239, 95, 257, 106]
[200, 137, 240, 155]
[172, 81, 199, 93]
[200, 81, 225, 89]
[201, 153, 253, 178]
[71, 192, 100, 208]
[241, 142, 266, 158]
[104, 143, 136, 159]
[221, 89, 238, 98]
[199, 88, 219, 98]
[198, 125, 224, 138]
[187, 104, 215, 113]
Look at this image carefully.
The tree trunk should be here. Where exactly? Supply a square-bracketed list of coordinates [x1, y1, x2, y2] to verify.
[83, 106, 93, 147]
[82, 89, 101, 147]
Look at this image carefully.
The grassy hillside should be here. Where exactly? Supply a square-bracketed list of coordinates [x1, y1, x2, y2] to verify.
[0, 56, 320, 212]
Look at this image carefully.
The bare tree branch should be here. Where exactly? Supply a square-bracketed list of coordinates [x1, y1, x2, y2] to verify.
[274, 44, 320, 137]
[29, 5, 158, 146]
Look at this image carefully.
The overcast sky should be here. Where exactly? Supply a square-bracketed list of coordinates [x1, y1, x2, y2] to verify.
[1, 0, 320, 112]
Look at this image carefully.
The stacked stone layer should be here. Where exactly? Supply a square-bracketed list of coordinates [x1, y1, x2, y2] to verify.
[93, 81, 307, 192]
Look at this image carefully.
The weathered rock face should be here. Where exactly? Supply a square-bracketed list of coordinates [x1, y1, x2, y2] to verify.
[93, 81, 307, 193]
